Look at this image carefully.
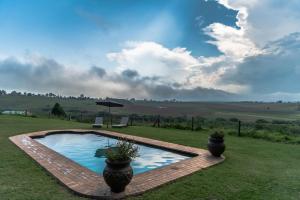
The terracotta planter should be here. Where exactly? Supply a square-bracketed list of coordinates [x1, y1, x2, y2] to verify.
[103, 159, 133, 193]
[207, 137, 225, 157]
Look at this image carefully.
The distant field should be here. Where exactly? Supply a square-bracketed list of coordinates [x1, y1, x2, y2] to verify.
[1, 94, 300, 121]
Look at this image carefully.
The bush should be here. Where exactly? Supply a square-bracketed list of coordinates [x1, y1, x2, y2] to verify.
[161, 123, 191, 130]
[256, 119, 269, 124]
[288, 126, 300, 135]
[215, 117, 226, 122]
[227, 130, 237, 136]
[210, 131, 224, 139]
[105, 139, 139, 161]
[236, 129, 300, 144]
[194, 126, 203, 131]
[255, 123, 264, 130]
[272, 120, 290, 124]
[229, 118, 239, 122]
[51, 103, 66, 117]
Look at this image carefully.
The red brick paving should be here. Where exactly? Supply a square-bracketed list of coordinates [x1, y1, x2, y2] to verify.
[9, 129, 225, 199]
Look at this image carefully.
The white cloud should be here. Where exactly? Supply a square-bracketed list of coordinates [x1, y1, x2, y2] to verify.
[196, 0, 300, 97]
[107, 41, 199, 84]
[218, 0, 300, 46]
[106, 40, 253, 94]
[203, 23, 261, 59]
[203, 0, 263, 60]
[189, 0, 264, 94]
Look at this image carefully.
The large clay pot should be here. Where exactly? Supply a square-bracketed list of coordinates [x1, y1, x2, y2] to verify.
[207, 137, 225, 157]
[103, 159, 133, 193]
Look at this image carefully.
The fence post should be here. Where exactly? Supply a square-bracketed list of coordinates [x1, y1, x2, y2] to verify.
[238, 120, 241, 136]
[152, 115, 160, 127]
[130, 115, 133, 126]
[191, 117, 194, 131]
[158, 115, 160, 127]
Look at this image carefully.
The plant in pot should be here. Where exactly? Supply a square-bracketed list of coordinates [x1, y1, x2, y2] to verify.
[207, 131, 225, 157]
[103, 139, 139, 193]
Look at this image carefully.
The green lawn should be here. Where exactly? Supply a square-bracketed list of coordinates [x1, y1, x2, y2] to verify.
[1, 115, 300, 200]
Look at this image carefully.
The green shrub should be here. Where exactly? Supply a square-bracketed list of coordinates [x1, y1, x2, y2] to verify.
[255, 123, 264, 130]
[272, 120, 290, 124]
[194, 126, 203, 131]
[161, 123, 191, 130]
[229, 118, 239, 122]
[51, 103, 66, 117]
[210, 131, 224, 138]
[227, 130, 237, 136]
[105, 139, 139, 161]
[215, 117, 226, 122]
[256, 119, 269, 123]
[289, 126, 300, 135]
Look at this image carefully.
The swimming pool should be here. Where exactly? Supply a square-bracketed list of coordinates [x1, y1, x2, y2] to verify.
[35, 133, 191, 175]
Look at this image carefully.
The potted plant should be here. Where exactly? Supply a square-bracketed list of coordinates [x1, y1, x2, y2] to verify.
[103, 139, 139, 193]
[207, 131, 225, 157]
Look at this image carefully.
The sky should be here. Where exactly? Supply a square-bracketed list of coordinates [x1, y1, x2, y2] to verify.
[0, 0, 300, 101]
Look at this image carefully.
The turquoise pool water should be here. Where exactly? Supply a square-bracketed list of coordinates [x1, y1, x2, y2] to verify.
[35, 133, 191, 175]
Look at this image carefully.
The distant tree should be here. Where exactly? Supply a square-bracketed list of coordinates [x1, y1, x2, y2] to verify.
[51, 103, 66, 117]
[48, 93, 56, 97]
[10, 90, 21, 96]
[79, 94, 85, 100]
[0, 90, 6, 95]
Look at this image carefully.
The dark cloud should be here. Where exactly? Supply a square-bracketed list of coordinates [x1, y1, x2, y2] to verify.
[114, 70, 235, 101]
[172, 82, 182, 88]
[220, 32, 300, 94]
[146, 85, 235, 101]
[0, 56, 235, 101]
[121, 69, 139, 79]
[0, 57, 64, 89]
[89, 66, 106, 77]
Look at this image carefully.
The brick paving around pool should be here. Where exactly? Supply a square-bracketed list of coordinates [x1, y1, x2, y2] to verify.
[9, 129, 225, 199]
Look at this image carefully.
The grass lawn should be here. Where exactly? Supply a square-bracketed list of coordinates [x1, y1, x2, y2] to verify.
[1, 115, 300, 200]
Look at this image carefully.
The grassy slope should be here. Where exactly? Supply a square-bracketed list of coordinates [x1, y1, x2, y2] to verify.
[1, 115, 300, 200]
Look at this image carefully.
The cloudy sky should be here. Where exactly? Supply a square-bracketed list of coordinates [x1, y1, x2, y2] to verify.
[0, 0, 300, 101]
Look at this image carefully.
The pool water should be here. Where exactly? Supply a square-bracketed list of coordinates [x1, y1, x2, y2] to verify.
[35, 133, 191, 175]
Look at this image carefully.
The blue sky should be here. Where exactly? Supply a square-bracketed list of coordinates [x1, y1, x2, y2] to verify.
[0, 0, 300, 101]
[0, 0, 236, 66]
